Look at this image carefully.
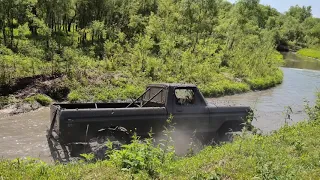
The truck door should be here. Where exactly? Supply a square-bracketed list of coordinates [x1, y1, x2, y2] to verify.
[172, 87, 210, 134]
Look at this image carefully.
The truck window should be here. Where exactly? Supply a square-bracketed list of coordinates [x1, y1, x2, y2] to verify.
[175, 88, 195, 105]
[142, 87, 166, 104]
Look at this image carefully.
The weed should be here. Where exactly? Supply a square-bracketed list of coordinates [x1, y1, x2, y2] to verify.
[24, 94, 53, 106]
[33, 94, 53, 106]
[283, 106, 293, 125]
[304, 92, 320, 120]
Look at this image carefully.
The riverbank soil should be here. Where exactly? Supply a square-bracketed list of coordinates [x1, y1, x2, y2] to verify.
[0, 75, 69, 115]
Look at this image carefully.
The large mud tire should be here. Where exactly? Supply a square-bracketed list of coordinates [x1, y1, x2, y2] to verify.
[217, 122, 244, 143]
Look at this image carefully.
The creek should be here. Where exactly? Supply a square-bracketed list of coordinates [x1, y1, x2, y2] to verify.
[209, 52, 320, 132]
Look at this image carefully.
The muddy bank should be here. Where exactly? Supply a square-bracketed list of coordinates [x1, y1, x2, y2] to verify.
[0, 102, 42, 119]
[0, 74, 68, 98]
[0, 74, 70, 116]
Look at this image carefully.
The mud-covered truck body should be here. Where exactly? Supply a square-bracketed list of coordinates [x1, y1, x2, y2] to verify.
[49, 84, 251, 144]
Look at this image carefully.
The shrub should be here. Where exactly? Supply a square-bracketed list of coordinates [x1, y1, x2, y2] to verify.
[67, 90, 85, 103]
[25, 94, 53, 106]
[247, 69, 283, 90]
[33, 94, 53, 106]
[199, 80, 250, 97]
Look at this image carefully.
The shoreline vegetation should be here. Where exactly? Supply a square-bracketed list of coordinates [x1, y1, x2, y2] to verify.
[297, 48, 320, 60]
[1, 0, 320, 110]
[1, 93, 319, 179]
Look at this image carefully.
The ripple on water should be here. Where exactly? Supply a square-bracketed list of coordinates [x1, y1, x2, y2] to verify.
[209, 62, 320, 133]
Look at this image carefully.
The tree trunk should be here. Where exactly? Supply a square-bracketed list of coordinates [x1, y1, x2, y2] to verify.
[2, 26, 7, 45]
[10, 18, 14, 49]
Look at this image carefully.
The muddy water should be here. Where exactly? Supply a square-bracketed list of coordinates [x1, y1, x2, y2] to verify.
[0, 108, 52, 162]
[208, 52, 320, 132]
[0, 52, 320, 161]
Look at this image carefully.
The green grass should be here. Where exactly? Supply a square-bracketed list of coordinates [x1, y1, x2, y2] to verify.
[297, 48, 320, 59]
[199, 80, 250, 97]
[164, 121, 320, 179]
[24, 94, 53, 106]
[246, 69, 284, 90]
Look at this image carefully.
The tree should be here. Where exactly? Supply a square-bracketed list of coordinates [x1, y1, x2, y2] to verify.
[286, 5, 312, 23]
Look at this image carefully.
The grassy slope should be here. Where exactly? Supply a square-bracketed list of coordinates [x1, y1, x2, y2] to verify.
[165, 121, 320, 179]
[297, 48, 320, 59]
[1, 119, 320, 179]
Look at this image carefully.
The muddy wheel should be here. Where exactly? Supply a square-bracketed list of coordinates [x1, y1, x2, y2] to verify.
[90, 126, 131, 160]
[217, 122, 244, 143]
[195, 132, 219, 145]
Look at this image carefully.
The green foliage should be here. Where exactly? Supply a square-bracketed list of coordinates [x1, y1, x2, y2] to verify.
[0, 158, 130, 180]
[1, 0, 319, 102]
[80, 153, 95, 163]
[24, 94, 53, 106]
[200, 80, 250, 97]
[68, 84, 145, 103]
[247, 69, 284, 90]
[67, 89, 89, 103]
[297, 48, 320, 59]
[109, 134, 165, 177]
[305, 92, 320, 121]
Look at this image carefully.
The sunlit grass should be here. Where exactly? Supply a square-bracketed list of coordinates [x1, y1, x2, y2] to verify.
[297, 48, 320, 59]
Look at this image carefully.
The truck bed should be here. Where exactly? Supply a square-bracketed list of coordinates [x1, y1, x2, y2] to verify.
[50, 104, 168, 143]
[56, 103, 131, 109]
[54, 102, 165, 110]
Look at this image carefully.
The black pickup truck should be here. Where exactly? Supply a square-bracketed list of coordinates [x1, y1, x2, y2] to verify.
[48, 83, 252, 145]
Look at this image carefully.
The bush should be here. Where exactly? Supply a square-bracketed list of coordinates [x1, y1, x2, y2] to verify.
[108, 133, 175, 178]
[33, 94, 53, 106]
[24, 94, 53, 106]
[67, 90, 86, 103]
[199, 80, 250, 97]
[247, 69, 284, 90]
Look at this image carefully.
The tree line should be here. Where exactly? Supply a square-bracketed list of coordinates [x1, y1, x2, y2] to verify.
[0, 0, 319, 100]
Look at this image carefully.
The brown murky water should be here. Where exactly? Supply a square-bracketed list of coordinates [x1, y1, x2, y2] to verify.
[0, 52, 320, 161]
[0, 108, 52, 162]
[209, 52, 320, 132]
